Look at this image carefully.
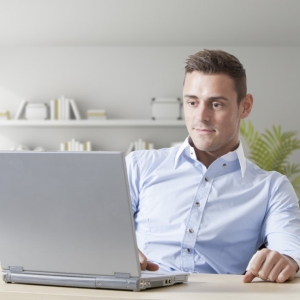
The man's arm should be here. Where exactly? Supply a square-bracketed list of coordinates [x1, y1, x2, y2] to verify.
[246, 174, 300, 283]
[243, 248, 299, 283]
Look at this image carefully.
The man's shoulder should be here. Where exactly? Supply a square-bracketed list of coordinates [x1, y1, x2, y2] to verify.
[246, 159, 290, 185]
[126, 147, 178, 169]
[242, 159, 298, 208]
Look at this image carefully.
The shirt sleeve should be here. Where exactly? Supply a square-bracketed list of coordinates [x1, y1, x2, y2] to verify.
[261, 174, 300, 263]
[125, 151, 140, 215]
[288, 256, 300, 277]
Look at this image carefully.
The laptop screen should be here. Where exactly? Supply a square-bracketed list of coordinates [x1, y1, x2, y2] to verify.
[0, 151, 141, 278]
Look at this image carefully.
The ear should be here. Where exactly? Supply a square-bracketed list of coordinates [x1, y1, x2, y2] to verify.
[239, 94, 253, 119]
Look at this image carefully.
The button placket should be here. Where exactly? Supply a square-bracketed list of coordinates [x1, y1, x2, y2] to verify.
[181, 169, 214, 272]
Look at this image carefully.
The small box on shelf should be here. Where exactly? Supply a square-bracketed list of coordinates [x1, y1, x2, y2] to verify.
[25, 103, 48, 120]
[151, 97, 182, 120]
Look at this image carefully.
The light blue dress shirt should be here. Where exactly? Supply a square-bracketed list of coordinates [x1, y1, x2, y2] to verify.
[126, 138, 300, 274]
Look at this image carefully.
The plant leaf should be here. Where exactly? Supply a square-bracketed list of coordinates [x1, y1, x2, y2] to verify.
[240, 121, 300, 196]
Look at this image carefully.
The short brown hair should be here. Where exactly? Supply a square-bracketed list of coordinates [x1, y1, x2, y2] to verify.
[185, 49, 247, 103]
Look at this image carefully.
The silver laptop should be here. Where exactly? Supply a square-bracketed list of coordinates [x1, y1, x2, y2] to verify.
[0, 151, 188, 291]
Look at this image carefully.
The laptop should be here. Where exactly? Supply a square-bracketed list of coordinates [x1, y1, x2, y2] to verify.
[0, 151, 188, 291]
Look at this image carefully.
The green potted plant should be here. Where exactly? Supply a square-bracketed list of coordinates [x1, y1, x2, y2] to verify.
[240, 120, 300, 199]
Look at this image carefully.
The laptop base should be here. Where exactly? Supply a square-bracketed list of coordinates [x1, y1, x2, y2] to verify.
[3, 270, 188, 291]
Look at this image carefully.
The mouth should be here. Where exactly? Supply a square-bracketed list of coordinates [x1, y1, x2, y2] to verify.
[193, 128, 216, 134]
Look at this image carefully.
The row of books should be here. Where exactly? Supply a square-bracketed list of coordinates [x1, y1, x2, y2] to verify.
[126, 138, 154, 156]
[14, 96, 107, 120]
[50, 96, 81, 120]
[13, 97, 81, 120]
[60, 139, 92, 151]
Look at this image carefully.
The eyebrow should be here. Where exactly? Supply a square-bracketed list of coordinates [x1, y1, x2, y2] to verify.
[183, 95, 229, 101]
[183, 94, 198, 99]
[208, 96, 229, 101]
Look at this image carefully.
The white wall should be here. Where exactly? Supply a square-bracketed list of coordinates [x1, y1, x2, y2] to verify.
[0, 47, 299, 162]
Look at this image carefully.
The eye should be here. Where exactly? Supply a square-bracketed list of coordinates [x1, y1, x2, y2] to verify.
[212, 102, 223, 109]
[187, 100, 197, 107]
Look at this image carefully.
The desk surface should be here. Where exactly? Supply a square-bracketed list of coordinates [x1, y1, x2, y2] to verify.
[0, 274, 299, 300]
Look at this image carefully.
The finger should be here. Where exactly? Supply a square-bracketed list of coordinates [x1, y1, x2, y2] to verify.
[146, 261, 159, 271]
[267, 257, 286, 282]
[243, 270, 256, 283]
[275, 264, 296, 283]
[248, 249, 269, 280]
[257, 251, 292, 281]
[138, 250, 148, 270]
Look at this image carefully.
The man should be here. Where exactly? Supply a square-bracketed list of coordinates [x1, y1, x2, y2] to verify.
[126, 49, 300, 283]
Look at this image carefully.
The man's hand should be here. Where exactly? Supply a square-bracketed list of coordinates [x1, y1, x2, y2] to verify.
[138, 249, 159, 271]
[243, 248, 299, 283]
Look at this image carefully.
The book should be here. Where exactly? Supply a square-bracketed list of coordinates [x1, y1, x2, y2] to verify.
[125, 142, 134, 156]
[86, 110, 107, 120]
[0, 110, 10, 120]
[69, 99, 81, 120]
[146, 142, 154, 150]
[14, 100, 27, 119]
[84, 141, 91, 151]
[60, 96, 65, 120]
[71, 138, 76, 151]
[55, 99, 59, 120]
[65, 98, 70, 120]
[50, 100, 55, 120]
[60, 143, 65, 151]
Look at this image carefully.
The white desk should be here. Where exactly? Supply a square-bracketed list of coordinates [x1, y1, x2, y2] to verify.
[0, 274, 300, 300]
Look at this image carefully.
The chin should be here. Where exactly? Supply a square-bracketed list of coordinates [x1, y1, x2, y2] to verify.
[192, 143, 215, 152]
[189, 137, 213, 151]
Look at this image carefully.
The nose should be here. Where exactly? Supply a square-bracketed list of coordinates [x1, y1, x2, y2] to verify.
[195, 103, 210, 122]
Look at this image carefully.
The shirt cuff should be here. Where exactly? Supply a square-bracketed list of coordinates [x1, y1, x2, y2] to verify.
[287, 255, 300, 277]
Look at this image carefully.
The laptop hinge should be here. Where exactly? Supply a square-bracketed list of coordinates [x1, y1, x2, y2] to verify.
[114, 272, 131, 279]
[9, 266, 24, 273]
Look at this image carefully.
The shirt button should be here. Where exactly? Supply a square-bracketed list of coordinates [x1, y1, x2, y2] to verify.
[189, 228, 194, 233]
[205, 177, 209, 182]
[223, 163, 227, 167]
[186, 248, 191, 253]
[195, 202, 200, 207]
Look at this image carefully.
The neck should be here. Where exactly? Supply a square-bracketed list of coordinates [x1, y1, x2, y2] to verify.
[189, 138, 240, 168]
[194, 149, 223, 168]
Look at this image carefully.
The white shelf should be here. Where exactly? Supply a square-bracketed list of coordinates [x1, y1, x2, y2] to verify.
[0, 119, 185, 128]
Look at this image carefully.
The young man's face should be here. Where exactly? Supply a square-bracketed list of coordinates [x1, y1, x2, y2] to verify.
[183, 71, 251, 159]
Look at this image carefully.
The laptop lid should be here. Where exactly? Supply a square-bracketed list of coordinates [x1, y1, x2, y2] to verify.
[0, 151, 141, 278]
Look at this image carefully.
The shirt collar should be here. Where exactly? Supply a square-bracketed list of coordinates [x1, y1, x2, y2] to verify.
[174, 137, 247, 177]
[221, 142, 247, 177]
[174, 137, 193, 167]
